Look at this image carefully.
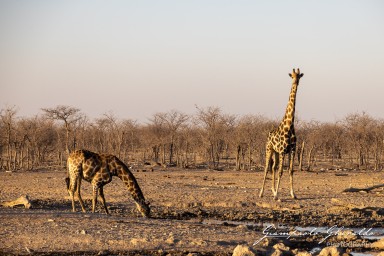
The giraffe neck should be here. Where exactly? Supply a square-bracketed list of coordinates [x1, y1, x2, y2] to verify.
[115, 160, 147, 205]
[281, 82, 298, 129]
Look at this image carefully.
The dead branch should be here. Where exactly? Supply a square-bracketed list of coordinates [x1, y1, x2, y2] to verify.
[342, 184, 384, 193]
[1, 195, 33, 209]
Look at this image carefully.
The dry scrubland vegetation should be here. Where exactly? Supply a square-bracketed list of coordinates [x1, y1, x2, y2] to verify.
[1, 105, 384, 255]
[1, 105, 384, 172]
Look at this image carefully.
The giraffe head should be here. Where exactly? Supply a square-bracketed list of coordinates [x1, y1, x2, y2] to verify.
[136, 200, 150, 217]
[289, 68, 304, 85]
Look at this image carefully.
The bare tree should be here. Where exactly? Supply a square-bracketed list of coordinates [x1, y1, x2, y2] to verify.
[120, 119, 139, 162]
[234, 115, 274, 171]
[0, 106, 18, 171]
[343, 112, 376, 169]
[153, 110, 189, 165]
[147, 114, 167, 164]
[42, 105, 81, 157]
[195, 106, 235, 169]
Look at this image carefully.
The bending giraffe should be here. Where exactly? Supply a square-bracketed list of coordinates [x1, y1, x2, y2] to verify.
[66, 149, 150, 217]
[259, 68, 304, 200]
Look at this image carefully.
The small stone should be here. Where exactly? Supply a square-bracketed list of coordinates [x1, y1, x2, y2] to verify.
[271, 249, 283, 256]
[97, 250, 110, 256]
[166, 235, 177, 245]
[318, 246, 344, 256]
[273, 242, 290, 251]
[232, 244, 257, 256]
[371, 238, 384, 249]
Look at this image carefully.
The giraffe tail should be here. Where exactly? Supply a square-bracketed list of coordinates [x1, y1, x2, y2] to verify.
[65, 177, 70, 190]
[65, 160, 70, 191]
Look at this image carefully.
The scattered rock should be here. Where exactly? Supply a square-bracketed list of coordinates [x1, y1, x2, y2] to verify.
[270, 243, 293, 256]
[232, 244, 257, 256]
[236, 224, 249, 232]
[371, 238, 384, 249]
[258, 237, 280, 247]
[97, 250, 110, 256]
[336, 229, 357, 241]
[130, 238, 149, 246]
[166, 233, 178, 245]
[318, 246, 344, 256]
[273, 242, 290, 251]
[190, 239, 207, 246]
[295, 251, 312, 256]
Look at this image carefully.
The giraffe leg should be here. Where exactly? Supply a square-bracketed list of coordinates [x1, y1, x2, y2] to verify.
[289, 151, 297, 199]
[76, 177, 86, 213]
[69, 178, 77, 212]
[273, 153, 284, 200]
[99, 186, 109, 215]
[271, 152, 278, 194]
[259, 147, 272, 198]
[92, 184, 99, 213]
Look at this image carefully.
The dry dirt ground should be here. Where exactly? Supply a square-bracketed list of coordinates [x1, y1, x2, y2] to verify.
[1, 167, 384, 255]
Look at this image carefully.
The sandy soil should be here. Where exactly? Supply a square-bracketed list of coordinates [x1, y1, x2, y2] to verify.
[1, 167, 384, 255]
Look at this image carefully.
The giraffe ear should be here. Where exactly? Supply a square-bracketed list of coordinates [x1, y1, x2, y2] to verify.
[300, 73, 304, 78]
[289, 73, 292, 78]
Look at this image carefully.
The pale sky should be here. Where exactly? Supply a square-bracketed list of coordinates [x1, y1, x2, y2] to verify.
[1, 0, 383, 122]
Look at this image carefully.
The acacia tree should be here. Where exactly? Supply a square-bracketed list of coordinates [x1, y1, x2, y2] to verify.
[296, 121, 323, 171]
[195, 106, 235, 169]
[42, 105, 81, 158]
[343, 113, 376, 169]
[153, 110, 189, 165]
[24, 116, 56, 168]
[234, 115, 275, 171]
[372, 119, 384, 170]
[147, 114, 168, 164]
[97, 112, 125, 157]
[120, 119, 140, 162]
[0, 106, 18, 170]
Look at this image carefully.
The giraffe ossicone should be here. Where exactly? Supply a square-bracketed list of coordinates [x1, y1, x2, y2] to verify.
[259, 68, 304, 200]
[66, 149, 150, 217]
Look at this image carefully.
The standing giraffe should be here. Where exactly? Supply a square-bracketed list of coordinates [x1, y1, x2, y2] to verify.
[259, 68, 304, 200]
[66, 149, 150, 217]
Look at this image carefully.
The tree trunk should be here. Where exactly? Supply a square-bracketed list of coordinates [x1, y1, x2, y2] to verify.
[299, 140, 305, 171]
[169, 140, 174, 164]
[162, 144, 166, 164]
[236, 145, 241, 171]
[307, 145, 315, 171]
[27, 147, 30, 170]
[248, 142, 252, 170]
